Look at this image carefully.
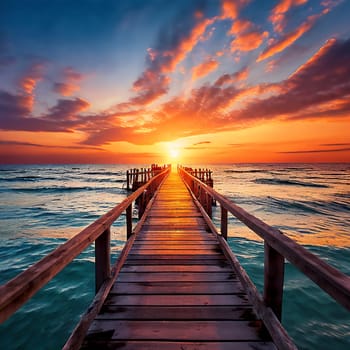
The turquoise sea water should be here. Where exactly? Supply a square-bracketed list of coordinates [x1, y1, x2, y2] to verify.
[0, 164, 349, 349]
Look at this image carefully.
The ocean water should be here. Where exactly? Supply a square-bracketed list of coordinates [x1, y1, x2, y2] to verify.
[0, 163, 349, 349]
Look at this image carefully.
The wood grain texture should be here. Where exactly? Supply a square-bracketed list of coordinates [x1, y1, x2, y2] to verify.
[81, 341, 277, 350]
[97, 305, 255, 320]
[86, 320, 267, 341]
[110, 281, 244, 294]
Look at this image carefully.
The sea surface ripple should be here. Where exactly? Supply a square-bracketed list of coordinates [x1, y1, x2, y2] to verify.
[0, 163, 349, 349]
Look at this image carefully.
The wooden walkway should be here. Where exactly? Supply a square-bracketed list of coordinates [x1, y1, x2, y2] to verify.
[81, 171, 276, 349]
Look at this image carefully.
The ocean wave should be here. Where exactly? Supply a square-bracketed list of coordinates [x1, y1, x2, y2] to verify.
[254, 178, 329, 188]
[224, 169, 267, 173]
[2, 175, 59, 182]
[83, 177, 125, 183]
[264, 196, 350, 216]
[267, 197, 326, 215]
[335, 192, 350, 200]
[82, 171, 124, 176]
[316, 199, 350, 214]
[283, 166, 314, 171]
[3, 185, 123, 194]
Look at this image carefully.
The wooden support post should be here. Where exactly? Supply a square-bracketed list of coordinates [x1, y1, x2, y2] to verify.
[95, 228, 111, 294]
[207, 193, 212, 218]
[126, 204, 132, 239]
[138, 191, 146, 219]
[126, 170, 130, 190]
[200, 188, 204, 207]
[264, 241, 285, 320]
[221, 206, 228, 240]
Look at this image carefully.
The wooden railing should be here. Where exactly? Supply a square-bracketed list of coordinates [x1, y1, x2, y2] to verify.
[126, 164, 170, 190]
[183, 166, 213, 185]
[0, 166, 171, 324]
[178, 166, 350, 322]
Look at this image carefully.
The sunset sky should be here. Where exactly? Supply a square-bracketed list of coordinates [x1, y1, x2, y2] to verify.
[0, 0, 349, 164]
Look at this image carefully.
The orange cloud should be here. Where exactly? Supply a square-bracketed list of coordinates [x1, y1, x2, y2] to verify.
[237, 38, 350, 123]
[270, 0, 308, 33]
[53, 67, 84, 97]
[257, 14, 319, 62]
[19, 62, 46, 94]
[228, 18, 268, 53]
[231, 30, 269, 52]
[221, 0, 249, 19]
[228, 19, 253, 35]
[127, 13, 218, 106]
[162, 17, 216, 73]
[21, 78, 37, 94]
[192, 59, 219, 80]
[131, 69, 170, 105]
[53, 83, 80, 96]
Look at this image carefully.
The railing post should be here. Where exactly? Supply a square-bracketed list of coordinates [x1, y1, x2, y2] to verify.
[221, 206, 228, 240]
[264, 241, 285, 320]
[126, 170, 130, 190]
[126, 204, 132, 239]
[138, 191, 147, 219]
[206, 193, 212, 218]
[95, 227, 111, 293]
[200, 187, 205, 207]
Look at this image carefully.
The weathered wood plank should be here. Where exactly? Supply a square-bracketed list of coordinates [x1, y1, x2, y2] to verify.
[128, 248, 222, 255]
[97, 305, 255, 320]
[141, 224, 208, 231]
[81, 340, 277, 350]
[85, 320, 266, 341]
[104, 294, 249, 306]
[145, 217, 205, 225]
[138, 228, 211, 233]
[134, 240, 220, 247]
[133, 240, 216, 245]
[110, 281, 244, 294]
[120, 264, 231, 272]
[124, 258, 228, 265]
[149, 211, 202, 217]
[136, 233, 214, 240]
[116, 272, 236, 283]
[126, 254, 226, 260]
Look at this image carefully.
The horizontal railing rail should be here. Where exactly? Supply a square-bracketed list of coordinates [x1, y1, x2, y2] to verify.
[178, 165, 350, 320]
[0, 166, 171, 323]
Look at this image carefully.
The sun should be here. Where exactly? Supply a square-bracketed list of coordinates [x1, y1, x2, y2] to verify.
[165, 142, 181, 164]
[169, 148, 180, 159]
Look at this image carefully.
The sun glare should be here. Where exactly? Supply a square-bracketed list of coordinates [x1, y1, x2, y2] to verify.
[165, 142, 181, 164]
[169, 148, 179, 159]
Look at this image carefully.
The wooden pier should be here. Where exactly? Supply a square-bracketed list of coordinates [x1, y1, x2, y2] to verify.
[1, 165, 349, 350]
[79, 171, 277, 349]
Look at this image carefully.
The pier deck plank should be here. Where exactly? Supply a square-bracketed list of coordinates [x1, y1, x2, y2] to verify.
[81, 172, 276, 350]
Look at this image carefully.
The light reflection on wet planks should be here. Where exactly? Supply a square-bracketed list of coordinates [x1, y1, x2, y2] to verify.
[81, 172, 276, 350]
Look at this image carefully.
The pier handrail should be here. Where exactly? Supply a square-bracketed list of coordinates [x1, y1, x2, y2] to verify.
[0, 166, 171, 323]
[178, 166, 350, 319]
[126, 164, 170, 190]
